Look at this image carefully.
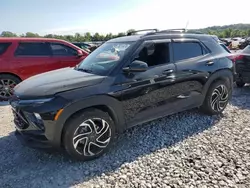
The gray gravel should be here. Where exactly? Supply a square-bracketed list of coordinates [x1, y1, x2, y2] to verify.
[0, 86, 250, 188]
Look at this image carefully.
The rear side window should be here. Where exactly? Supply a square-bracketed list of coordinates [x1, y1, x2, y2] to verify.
[173, 42, 204, 61]
[50, 43, 77, 56]
[220, 43, 231, 53]
[243, 45, 250, 53]
[15, 42, 51, 56]
[0, 43, 11, 55]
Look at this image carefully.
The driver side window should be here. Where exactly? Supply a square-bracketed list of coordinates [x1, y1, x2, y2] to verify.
[134, 42, 170, 67]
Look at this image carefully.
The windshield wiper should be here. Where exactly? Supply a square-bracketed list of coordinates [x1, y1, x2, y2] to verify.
[77, 68, 93, 73]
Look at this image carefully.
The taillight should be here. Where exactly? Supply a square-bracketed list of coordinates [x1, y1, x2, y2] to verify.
[228, 55, 244, 63]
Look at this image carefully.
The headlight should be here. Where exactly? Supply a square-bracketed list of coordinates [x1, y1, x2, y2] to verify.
[19, 98, 54, 105]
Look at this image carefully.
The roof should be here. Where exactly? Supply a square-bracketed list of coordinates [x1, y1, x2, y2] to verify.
[0, 37, 67, 43]
[108, 33, 213, 43]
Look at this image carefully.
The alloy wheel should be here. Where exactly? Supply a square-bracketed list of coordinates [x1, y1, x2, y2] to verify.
[210, 85, 229, 112]
[0, 79, 17, 99]
[73, 118, 111, 156]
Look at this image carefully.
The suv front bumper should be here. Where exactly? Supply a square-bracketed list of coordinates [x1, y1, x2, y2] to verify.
[10, 96, 69, 150]
[11, 105, 62, 150]
[15, 130, 54, 149]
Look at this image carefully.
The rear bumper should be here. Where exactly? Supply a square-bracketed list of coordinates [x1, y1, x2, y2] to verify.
[236, 72, 250, 83]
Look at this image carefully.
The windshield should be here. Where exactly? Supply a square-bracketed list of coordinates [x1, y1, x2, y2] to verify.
[77, 42, 134, 75]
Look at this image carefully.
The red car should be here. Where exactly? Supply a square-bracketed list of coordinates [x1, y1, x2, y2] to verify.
[0, 37, 88, 100]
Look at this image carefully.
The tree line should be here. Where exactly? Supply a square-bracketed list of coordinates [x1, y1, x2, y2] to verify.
[0, 29, 135, 42]
[1, 24, 250, 42]
[193, 24, 250, 38]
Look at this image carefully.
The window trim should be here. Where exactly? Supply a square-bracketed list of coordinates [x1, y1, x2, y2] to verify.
[171, 39, 209, 63]
[14, 42, 52, 57]
[49, 42, 78, 57]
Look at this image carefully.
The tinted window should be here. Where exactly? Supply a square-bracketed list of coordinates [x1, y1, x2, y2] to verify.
[173, 42, 203, 61]
[15, 42, 51, 56]
[0, 43, 11, 55]
[135, 42, 170, 66]
[51, 43, 77, 56]
[220, 43, 231, 53]
[243, 45, 250, 53]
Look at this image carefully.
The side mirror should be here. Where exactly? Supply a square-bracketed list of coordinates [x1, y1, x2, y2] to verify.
[123, 60, 148, 72]
[77, 50, 84, 57]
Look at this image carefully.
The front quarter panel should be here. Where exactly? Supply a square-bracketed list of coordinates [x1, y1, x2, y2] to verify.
[53, 93, 124, 146]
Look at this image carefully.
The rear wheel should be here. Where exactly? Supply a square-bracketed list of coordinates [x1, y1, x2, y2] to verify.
[236, 81, 245, 88]
[0, 74, 21, 101]
[63, 109, 115, 161]
[200, 80, 231, 115]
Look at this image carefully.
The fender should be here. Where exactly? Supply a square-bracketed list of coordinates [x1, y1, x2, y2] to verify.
[53, 95, 125, 146]
[202, 69, 234, 97]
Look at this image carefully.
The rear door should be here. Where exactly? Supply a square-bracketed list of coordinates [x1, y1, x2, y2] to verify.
[49, 42, 83, 69]
[171, 38, 213, 106]
[12, 42, 53, 79]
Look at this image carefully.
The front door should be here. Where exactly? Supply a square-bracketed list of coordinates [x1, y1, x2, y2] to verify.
[116, 39, 180, 126]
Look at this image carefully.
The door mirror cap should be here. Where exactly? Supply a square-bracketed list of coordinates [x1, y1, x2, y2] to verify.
[123, 60, 148, 72]
[77, 50, 84, 57]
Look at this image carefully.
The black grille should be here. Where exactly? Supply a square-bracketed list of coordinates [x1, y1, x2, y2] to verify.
[12, 108, 29, 129]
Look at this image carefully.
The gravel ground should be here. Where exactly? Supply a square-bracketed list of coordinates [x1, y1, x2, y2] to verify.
[0, 86, 250, 188]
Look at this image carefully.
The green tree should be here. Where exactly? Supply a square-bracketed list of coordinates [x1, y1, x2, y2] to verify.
[64, 35, 74, 42]
[104, 33, 113, 41]
[117, 32, 126, 37]
[92, 32, 101, 41]
[44, 34, 54, 38]
[0, 31, 17, 37]
[126, 29, 135, 35]
[84, 32, 92, 41]
[25, 32, 40, 37]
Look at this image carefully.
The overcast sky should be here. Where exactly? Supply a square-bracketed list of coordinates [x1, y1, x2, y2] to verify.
[1, 0, 249, 35]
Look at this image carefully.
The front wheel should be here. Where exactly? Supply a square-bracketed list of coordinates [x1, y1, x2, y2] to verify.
[0, 74, 21, 101]
[63, 109, 115, 161]
[200, 80, 231, 115]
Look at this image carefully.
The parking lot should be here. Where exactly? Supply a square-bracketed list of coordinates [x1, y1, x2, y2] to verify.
[0, 85, 250, 188]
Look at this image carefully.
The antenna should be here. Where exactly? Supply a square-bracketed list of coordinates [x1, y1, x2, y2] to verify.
[185, 20, 189, 31]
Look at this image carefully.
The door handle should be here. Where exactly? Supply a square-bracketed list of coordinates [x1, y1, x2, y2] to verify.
[206, 61, 214, 66]
[162, 69, 174, 75]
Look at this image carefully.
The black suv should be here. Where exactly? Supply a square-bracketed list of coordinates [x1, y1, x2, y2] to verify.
[10, 29, 235, 161]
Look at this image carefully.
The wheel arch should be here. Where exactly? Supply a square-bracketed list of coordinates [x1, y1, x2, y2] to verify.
[202, 69, 234, 97]
[0, 72, 22, 81]
[53, 95, 125, 146]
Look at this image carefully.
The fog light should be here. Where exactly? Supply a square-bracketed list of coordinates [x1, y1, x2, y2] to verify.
[33, 113, 44, 130]
[23, 112, 44, 130]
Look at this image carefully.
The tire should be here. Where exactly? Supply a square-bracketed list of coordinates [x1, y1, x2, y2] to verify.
[200, 80, 231, 115]
[0, 74, 21, 101]
[63, 108, 115, 161]
[236, 81, 245, 88]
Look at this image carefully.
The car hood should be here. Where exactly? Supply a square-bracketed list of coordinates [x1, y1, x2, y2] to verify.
[14, 67, 105, 99]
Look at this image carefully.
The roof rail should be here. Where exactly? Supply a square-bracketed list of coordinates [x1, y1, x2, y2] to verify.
[127, 29, 159, 36]
[126, 28, 206, 37]
[185, 30, 205, 34]
[158, 28, 187, 33]
[144, 28, 206, 36]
